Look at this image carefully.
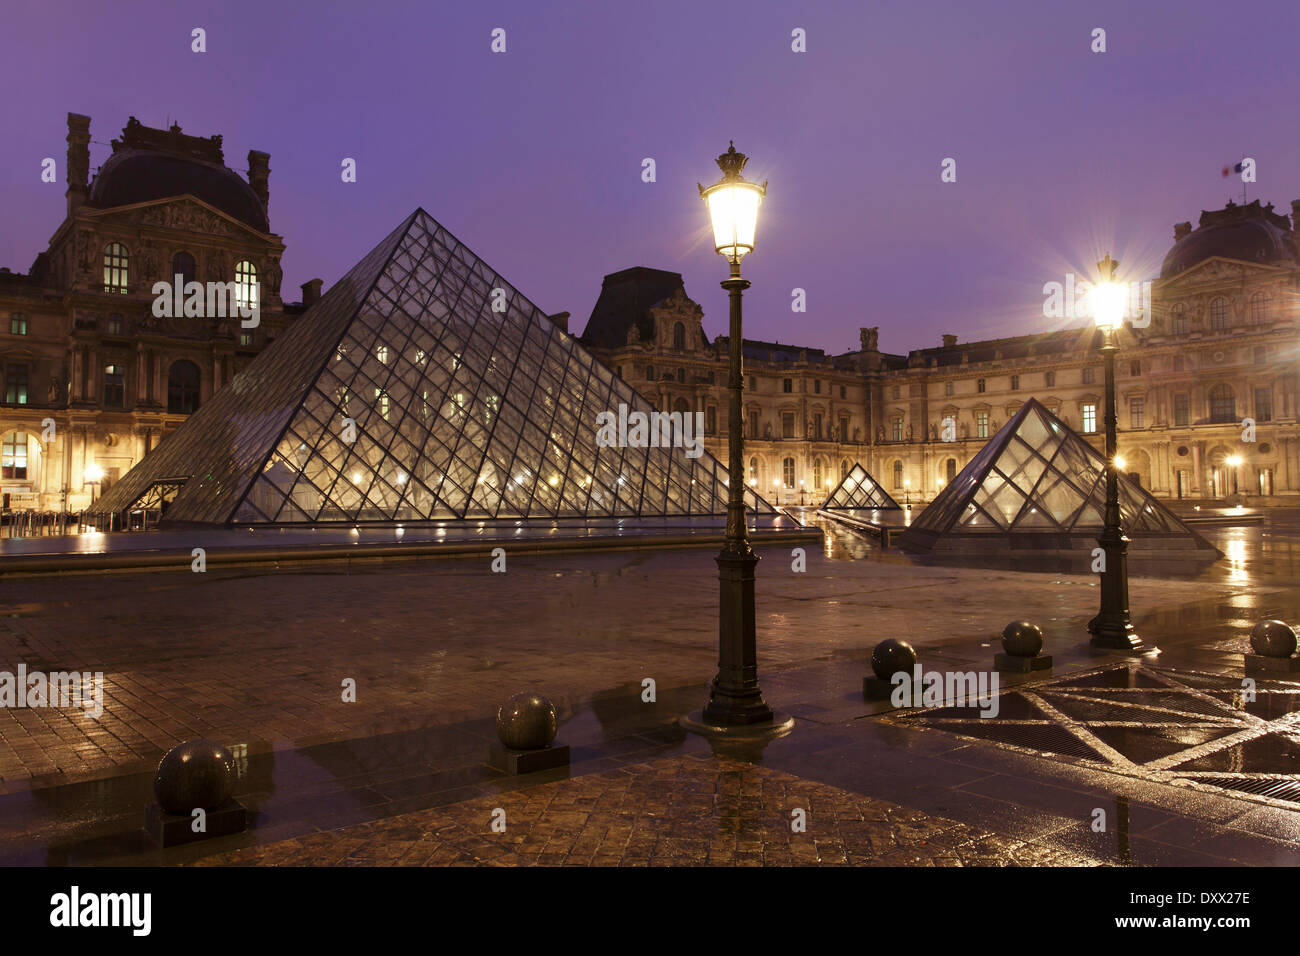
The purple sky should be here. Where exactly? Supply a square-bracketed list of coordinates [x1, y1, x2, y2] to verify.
[2, 0, 1297, 356]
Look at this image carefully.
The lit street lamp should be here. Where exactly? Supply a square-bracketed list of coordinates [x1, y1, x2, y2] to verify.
[683, 142, 791, 736]
[1088, 254, 1144, 652]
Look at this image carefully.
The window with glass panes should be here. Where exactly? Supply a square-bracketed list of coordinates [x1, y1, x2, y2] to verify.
[4, 364, 28, 405]
[976, 410, 989, 438]
[1174, 393, 1189, 426]
[1082, 403, 1097, 433]
[1255, 387, 1272, 422]
[1129, 396, 1145, 428]
[1, 433, 27, 479]
[103, 243, 128, 293]
[103, 364, 125, 407]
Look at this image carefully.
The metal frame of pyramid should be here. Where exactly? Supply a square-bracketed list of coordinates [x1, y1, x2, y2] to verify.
[819, 462, 900, 511]
[91, 209, 775, 528]
[898, 398, 1217, 555]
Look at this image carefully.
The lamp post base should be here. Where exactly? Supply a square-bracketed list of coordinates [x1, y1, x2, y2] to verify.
[1087, 614, 1148, 653]
[680, 710, 794, 740]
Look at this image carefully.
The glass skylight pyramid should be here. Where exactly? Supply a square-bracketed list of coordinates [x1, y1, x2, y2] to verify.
[900, 399, 1210, 551]
[820, 462, 900, 511]
[93, 209, 774, 527]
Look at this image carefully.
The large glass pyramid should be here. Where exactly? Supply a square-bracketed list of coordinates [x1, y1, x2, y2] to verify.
[899, 399, 1213, 553]
[820, 463, 900, 511]
[92, 209, 774, 527]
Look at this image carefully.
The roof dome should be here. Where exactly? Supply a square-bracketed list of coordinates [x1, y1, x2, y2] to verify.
[87, 118, 269, 232]
[1160, 200, 1296, 279]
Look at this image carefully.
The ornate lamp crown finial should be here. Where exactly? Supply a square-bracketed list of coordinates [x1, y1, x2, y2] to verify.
[715, 141, 749, 181]
[1097, 253, 1119, 281]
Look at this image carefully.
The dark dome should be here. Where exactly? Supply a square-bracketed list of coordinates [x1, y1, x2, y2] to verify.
[89, 149, 269, 232]
[1160, 200, 1296, 279]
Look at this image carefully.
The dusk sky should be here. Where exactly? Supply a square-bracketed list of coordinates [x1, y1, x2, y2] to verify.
[2, 0, 1297, 356]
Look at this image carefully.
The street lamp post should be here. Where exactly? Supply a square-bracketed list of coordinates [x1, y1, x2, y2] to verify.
[1088, 255, 1144, 652]
[684, 142, 791, 735]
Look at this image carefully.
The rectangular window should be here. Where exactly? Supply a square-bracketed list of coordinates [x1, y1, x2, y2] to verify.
[240, 332, 254, 348]
[814, 380, 821, 394]
[4, 363, 28, 405]
[976, 411, 989, 438]
[9, 315, 27, 335]
[1129, 396, 1145, 429]
[977, 378, 986, 393]
[945, 381, 954, 396]
[781, 412, 795, 438]
[706, 406, 717, 434]
[103, 364, 125, 408]
[1082, 403, 1097, 433]
[839, 385, 846, 399]
[1045, 371, 1055, 387]
[1, 433, 27, 479]
[1174, 393, 1189, 427]
[892, 418, 903, 442]
[749, 414, 759, 439]
[783, 378, 792, 393]
[1082, 367, 1095, 385]
[1255, 387, 1273, 423]
[892, 386, 901, 399]
[1010, 375, 1019, 391]
[1130, 360, 1141, 377]
[839, 416, 850, 442]
[812, 413, 822, 440]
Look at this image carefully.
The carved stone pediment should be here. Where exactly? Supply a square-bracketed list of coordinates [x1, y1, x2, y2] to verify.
[138, 199, 245, 239]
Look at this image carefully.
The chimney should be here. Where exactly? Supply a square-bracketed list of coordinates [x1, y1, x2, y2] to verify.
[859, 327, 879, 351]
[1174, 221, 1192, 241]
[247, 150, 270, 212]
[1291, 200, 1300, 232]
[65, 113, 91, 216]
[942, 333, 958, 348]
[548, 311, 570, 333]
[301, 278, 323, 306]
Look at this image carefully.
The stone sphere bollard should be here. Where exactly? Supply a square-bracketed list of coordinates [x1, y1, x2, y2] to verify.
[153, 739, 236, 814]
[1250, 620, 1298, 658]
[1001, 621, 1044, 657]
[496, 692, 558, 751]
[871, 639, 917, 682]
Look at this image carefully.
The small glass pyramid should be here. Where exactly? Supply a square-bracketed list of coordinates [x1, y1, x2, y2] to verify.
[92, 209, 774, 527]
[820, 462, 900, 511]
[902, 399, 1206, 548]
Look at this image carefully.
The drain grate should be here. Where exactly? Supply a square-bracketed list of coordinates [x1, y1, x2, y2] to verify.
[1189, 776, 1300, 804]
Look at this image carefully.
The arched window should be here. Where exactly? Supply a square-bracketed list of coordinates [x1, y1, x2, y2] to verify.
[103, 242, 129, 293]
[672, 322, 685, 349]
[673, 397, 691, 415]
[172, 251, 196, 285]
[892, 460, 904, 489]
[812, 457, 823, 489]
[1209, 384, 1235, 423]
[167, 360, 201, 414]
[945, 458, 957, 482]
[782, 457, 795, 488]
[234, 260, 259, 311]
[1250, 292, 1267, 325]
[1209, 297, 1228, 332]
[841, 459, 850, 478]
[749, 457, 758, 484]
[1170, 305, 1188, 335]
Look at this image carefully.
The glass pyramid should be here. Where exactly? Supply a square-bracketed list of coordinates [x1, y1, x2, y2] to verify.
[820, 462, 900, 511]
[900, 399, 1207, 549]
[92, 209, 774, 527]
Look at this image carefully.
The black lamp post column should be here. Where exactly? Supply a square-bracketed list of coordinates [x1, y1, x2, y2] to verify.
[701, 259, 776, 726]
[1089, 324, 1143, 651]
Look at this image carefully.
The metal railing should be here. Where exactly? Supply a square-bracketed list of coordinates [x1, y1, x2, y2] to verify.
[0, 509, 124, 537]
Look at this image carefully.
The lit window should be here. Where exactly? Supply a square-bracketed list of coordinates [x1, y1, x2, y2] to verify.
[782, 457, 795, 488]
[813, 458, 823, 487]
[976, 411, 989, 438]
[892, 417, 903, 442]
[103, 364, 125, 408]
[234, 260, 259, 311]
[376, 345, 389, 364]
[240, 332, 254, 348]
[1082, 403, 1097, 433]
[1, 433, 28, 479]
[5, 364, 28, 405]
[9, 314, 27, 335]
[103, 243, 129, 293]
[892, 460, 904, 489]
[375, 388, 390, 420]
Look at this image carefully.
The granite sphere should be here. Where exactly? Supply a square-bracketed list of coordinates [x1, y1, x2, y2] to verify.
[1250, 620, 1298, 658]
[496, 692, 558, 750]
[153, 739, 236, 814]
[1001, 621, 1044, 657]
[871, 639, 917, 681]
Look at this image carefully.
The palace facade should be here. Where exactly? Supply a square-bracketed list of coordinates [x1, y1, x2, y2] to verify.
[580, 199, 1300, 508]
[0, 114, 317, 512]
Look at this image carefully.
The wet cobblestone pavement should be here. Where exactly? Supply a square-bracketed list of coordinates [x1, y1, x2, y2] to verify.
[192, 754, 1101, 867]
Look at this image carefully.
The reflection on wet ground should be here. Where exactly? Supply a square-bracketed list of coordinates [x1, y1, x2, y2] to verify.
[4, 510, 1300, 866]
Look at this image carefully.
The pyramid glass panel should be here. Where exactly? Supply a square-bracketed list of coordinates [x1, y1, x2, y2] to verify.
[820, 463, 901, 511]
[92, 210, 774, 527]
[900, 399, 1213, 553]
